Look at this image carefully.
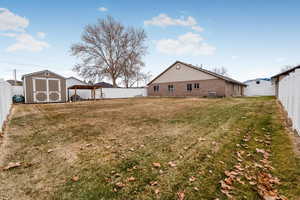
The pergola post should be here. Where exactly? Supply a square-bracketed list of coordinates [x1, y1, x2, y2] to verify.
[74, 87, 77, 102]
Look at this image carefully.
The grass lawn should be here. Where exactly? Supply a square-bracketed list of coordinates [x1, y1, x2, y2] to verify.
[0, 97, 300, 200]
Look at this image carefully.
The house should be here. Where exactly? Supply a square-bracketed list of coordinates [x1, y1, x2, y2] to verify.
[6, 80, 23, 86]
[271, 65, 300, 97]
[244, 78, 275, 96]
[22, 70, 67, 103]
[147, 61, 246, 97]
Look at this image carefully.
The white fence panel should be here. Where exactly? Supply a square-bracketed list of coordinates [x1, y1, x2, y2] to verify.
[96, 88, 147, 99]
[278, 69, 300, 134]
[0, 79, 12, 130]
[12, 86, 24, 96]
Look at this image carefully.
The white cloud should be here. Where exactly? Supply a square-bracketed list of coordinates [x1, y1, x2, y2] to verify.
[98, 7, 108, 12]
[275, 57, 287, 62]
[144, 13, 203, 32]
[37, 32, 46, 39]
[231, 56, 239, 60]
[156, 32, 215, 56]
[0, 8, 29, 32]
[0, 33, 17, 37]
[5, 33, 49, 52]
[191, 26, 204, 32]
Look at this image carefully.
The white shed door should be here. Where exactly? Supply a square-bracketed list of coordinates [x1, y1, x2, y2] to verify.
[33, 78, 61, 103]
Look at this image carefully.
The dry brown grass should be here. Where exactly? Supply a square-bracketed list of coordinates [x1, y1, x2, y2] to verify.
[0, 97, 299, 200]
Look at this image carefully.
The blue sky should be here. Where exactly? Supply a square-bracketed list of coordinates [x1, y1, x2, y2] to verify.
[0, 0, 300, 83]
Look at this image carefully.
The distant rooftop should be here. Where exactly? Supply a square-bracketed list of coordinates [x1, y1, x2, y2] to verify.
[94, 81, 114, 88]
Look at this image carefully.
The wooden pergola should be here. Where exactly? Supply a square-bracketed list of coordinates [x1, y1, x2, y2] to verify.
[67, 85, 103, 102]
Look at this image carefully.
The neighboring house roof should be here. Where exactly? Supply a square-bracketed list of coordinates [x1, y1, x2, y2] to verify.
[147, 61, 247, 86]
[6, 80, 23, 86]
[244, 78, 271, 84]
[21, 70, 66, 80]
[94, 81, 114, 88]
[67, 76, 87, 85]
[271, 65, 300, 79]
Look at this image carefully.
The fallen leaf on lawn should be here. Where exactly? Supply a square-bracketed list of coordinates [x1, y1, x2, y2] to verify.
[219, 161, 225, 165]
[153, 162, 161, 168]
[224, 177, 234, 185]
[47, 149, 53, 153]
[236, 177, 245, 185]
[177, 191, 185, 200]
[154, 189, 160, 194]
[71, 176, 79, 182]
[150, 181, 158, 186]
[127, 176, 136, 182]
[194, 187, 199, 191]
[249, 181, 256, 185]
[221, 189, 233, 198]
[198, 137, 206, 142]
[168, 161, 176, 167]
[183, 147, 188, 150]
[115, 182, 125, 188]
[189, 176, 196, 182]
[209, 170, 213, 174]
[3, 162, 21, 170]
[220, 180, 232, 190]
[256, 148, 266, 154]
[129, 148, 135, 152]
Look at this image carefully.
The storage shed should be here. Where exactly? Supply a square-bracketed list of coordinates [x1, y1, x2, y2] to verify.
[244, 78, 275, 96]
[22, 70, 67, 104]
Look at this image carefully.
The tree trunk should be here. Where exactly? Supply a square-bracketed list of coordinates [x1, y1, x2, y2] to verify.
[112, 78, 118, 88]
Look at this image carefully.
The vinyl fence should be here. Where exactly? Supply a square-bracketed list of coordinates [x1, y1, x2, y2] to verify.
[278, 69, 300, 134]
[0, 79, 12, 131]
[12, 86, 24, 96]
[99, 88, 147, 99]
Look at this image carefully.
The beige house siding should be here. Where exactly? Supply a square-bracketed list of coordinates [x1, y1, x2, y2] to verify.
[148, 79, 227, 97]
[24, 71, 66, 104]
[152, 63, 216, 84]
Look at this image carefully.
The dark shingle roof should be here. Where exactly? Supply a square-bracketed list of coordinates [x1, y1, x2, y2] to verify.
[94, 82, 114, 88]
[271, 65, 300, 79]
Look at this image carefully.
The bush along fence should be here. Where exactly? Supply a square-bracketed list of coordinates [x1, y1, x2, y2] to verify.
[0, 79, 12, 132]
[278, 68, 300, 134]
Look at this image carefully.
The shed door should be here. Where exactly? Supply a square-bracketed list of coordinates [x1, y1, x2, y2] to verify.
[33, 78, 61, 103]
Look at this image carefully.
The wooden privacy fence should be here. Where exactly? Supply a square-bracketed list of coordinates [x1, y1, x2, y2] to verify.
[0, 79, 12, 131]
[278, 69, 300, 134]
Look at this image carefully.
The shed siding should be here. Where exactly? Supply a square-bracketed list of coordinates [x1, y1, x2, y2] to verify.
[24, 71, 66, 103]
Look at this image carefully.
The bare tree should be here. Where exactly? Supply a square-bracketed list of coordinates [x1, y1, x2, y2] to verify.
[211, 66, 228, 76]
[120, 28, 148, 87]
[71, 16, 147, 87]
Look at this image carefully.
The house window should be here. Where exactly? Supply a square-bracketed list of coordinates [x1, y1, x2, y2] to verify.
[168, 85, 175, 92]
[187, 84, 192, 91]
[154, 85, 159, 92]
[194, 83, 200, 89]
